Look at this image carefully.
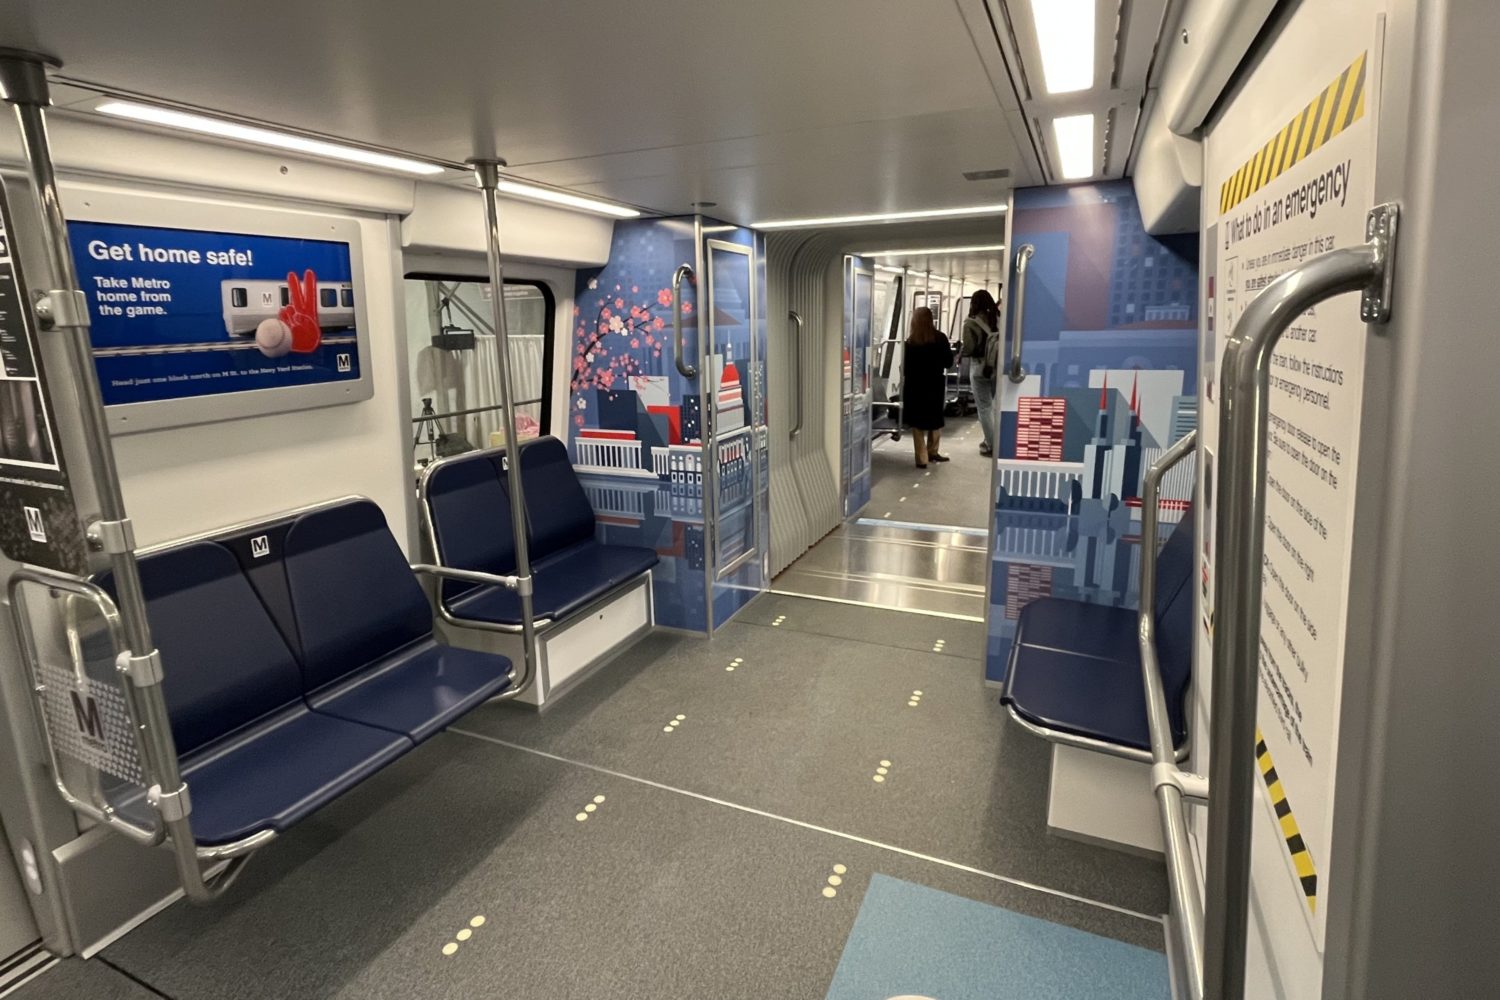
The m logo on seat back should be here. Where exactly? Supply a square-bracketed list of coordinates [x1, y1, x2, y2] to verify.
[23, 506, 45, 543]
[250, 534, 271, 559]
[70, 690, 105, 745]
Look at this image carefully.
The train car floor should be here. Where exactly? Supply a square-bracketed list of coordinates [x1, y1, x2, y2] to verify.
[867, 414, 991, 530]
[16, 596, 1171, 999]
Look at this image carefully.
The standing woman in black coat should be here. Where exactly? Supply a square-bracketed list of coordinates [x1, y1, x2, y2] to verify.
[901, 306, 954, 468]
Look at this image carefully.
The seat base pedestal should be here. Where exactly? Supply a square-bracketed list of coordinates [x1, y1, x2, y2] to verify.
[1046, 744, 1164, 858]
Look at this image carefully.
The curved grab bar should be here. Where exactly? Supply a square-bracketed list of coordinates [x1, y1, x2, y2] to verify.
[1008, 245, 1035, 383]
[1136, 430, 1205, 1000]
[788, 310, 804, 438]
[673, 264, 698, 378]
[1202, 203, 1398, 1000]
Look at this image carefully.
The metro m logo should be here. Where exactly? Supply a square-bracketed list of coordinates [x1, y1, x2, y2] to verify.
[70, 690, 105, 744]
[250, 534, 271, 559]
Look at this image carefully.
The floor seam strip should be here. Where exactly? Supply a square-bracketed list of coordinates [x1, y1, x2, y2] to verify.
[730, 619, 979, 659]
[95, 956, 176, 1000]
[764, 589, 985, 622]
[447, 728, 1164, 926]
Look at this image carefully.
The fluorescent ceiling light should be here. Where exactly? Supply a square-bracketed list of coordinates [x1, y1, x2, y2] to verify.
[874, 264, 907, 274]
[96, 101, 444, 175]
[495, 179, 641, 219]
[755, 205, 1007, 230]
[1053, 114, 1096, 180]
[856, 243, 1007, 258]
[1029, 0, 1095, 94]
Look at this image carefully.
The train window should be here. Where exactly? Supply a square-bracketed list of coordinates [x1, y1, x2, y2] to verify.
[320, 287, 338, 308]
[231, 287, 247, 308]
[341, 288, 354, 308]
[403, 274, 554, 467]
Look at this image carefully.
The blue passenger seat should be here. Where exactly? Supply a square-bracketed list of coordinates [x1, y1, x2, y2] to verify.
[281, 500, 515, 742]
[1002, 508, 1197, 754]
[99, 542, 411, 846]
[424, 436, 658, 628]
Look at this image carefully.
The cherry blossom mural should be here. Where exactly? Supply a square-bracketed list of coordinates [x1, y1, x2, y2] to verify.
[569, 276, 690, 428]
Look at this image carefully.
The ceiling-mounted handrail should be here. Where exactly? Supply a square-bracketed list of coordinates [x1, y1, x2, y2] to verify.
[673, 264, 697, 379]
[1203, 203, 1398, 1000]
[788, 310, 804, 438]
[1008, 244, 1035, 383]
[1138, 430, 1207, 1000]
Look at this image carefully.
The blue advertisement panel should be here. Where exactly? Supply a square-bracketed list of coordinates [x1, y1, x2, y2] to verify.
[68, 221, 362, 407]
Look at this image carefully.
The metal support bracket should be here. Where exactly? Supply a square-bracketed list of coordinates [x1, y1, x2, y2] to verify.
[88, 516, 138, 555]
[35, 288, 90, 330]
[514, 573, 534, 598]
[1361, 203, 1400, 323]
[147, 783, 192, 822]
[1153, 762, 1210, 803]
[116, 648, 165, 688]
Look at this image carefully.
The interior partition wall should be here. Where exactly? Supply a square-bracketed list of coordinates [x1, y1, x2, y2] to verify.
[985, 181, 1200, 685]
[567, 217, 768, 632]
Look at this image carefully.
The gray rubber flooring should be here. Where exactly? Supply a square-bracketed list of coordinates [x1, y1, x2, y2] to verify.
[867, 414, 991, 529]
[16, 595, 1168, 999]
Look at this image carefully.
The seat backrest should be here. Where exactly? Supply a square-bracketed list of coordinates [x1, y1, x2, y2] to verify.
[1154, 573, 1196, 742]
[282, 499, 433, 692]
[1153, 506, 1196, 622]
[423, 450, 517, 603]
[518, 436, 597, 557]
[101, 542, 305, 756]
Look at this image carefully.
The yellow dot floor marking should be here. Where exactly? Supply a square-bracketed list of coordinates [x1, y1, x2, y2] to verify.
[726, 656, 745, 672]
[931, 637, 947, 653]
[771, 614, 787, 627]
[907, 688, 924, 708]
[822, 862, 849, 898]
[662, 714, 686, 734]
[898, 496, 907, 502]
[873, 757, 893, 783]
[574, 794, 608, 822]
[441, 914, 487, 956]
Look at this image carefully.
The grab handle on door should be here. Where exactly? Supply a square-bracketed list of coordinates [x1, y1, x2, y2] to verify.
[789, 310, 804, 438]
[673, 264, 697, 379]
[1008, 244, 1035, 383]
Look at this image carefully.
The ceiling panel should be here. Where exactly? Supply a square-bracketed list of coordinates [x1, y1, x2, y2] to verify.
[1, 0, 1040, 220]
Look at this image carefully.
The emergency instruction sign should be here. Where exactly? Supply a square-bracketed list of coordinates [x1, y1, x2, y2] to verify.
[1205, 35, 1382, 946]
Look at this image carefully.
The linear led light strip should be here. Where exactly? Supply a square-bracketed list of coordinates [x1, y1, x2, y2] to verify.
[755, 205, 1007, 230]
[1052, 114, 1096, 181]
[1029, 0, 1095, 95]
[855, 243, 1007, 258]
[94, 101, 640, 218]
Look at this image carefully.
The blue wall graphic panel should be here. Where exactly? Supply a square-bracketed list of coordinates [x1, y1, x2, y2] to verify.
[987, 182, 1199, 684]
[825, 874, 1169, 1000]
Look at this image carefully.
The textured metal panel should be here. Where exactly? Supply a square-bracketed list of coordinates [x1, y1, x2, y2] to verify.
[765, 232, 843, 576]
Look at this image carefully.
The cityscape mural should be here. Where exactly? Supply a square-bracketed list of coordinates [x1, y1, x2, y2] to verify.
[987, 181, 1200, 684]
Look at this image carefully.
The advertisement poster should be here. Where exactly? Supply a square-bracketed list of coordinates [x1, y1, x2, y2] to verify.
[68, 221, 362, 407]
[1208, 34, 1380, 945]
[0, 181, 87, 574]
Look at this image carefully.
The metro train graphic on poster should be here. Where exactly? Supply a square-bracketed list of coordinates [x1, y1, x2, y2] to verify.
[221, 277, 355, 336]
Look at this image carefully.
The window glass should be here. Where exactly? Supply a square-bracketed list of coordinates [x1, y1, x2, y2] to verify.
[403, 276, 553, 473]
[320, 287, 338, 308]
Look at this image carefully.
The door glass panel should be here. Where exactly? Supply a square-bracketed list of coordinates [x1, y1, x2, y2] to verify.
[706, 243, 756, 575]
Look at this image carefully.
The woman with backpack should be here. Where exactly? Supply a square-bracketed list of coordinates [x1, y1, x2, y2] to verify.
[961, 289, 1001, 456]
[901, 306, 954, 468]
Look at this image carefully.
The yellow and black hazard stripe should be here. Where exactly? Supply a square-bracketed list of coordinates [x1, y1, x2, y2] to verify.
[1255, 727, 1317, 912]
[1219, 51, 1369, 216]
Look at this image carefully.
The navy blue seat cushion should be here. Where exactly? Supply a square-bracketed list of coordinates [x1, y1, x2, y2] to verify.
[449, 539, 659, 626]
[1004, 647, 1158, 752]
[424, 450, 517, 604]
[99, 541, 308, 756]
[1013, 598, 1138, 663]
[282, 500, 434, 690]
[308, 642, 513, 743]
[178, 705, 410, 845]
[519, 437, 599, 558]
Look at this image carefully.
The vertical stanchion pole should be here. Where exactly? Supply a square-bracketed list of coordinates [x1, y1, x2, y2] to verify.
[0, 49, 230, 900]
[468, 160, 536, 688]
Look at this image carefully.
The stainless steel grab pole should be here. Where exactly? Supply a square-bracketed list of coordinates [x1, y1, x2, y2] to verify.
[0, 50, 249, 902]
[1138, 430, 1205, 1000]
[672, 264, 697, 378]
[468, 160, 537, 700]
[1008, 245, 1035, 383]
[788, 310, 804, 438]
[1203, 203, 1398, 1000]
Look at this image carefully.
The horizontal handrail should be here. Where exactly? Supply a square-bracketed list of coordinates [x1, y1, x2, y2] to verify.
[1136, 430, 1205, 1000]
[410, 563, 522, 592]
